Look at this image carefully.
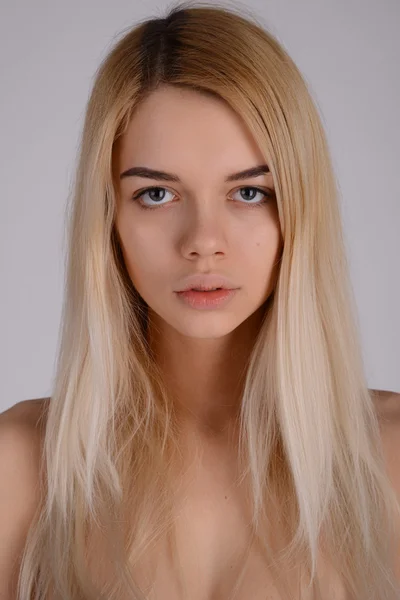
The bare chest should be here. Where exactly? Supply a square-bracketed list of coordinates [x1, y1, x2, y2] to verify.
[87, 479, 349, 600]
[133, 483, 277, 600]
[86, 410, 400, 600]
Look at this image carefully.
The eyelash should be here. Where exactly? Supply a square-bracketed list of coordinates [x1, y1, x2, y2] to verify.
[131, 186, 274, 210]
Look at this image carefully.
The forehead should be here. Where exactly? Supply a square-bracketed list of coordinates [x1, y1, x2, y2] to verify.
[116, 86, 266, 180]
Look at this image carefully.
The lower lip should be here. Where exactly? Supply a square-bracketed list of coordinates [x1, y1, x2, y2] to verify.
[175, 288, 238, 309]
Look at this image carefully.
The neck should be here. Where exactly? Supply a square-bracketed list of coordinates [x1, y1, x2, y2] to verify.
[147, 304, 266, 437]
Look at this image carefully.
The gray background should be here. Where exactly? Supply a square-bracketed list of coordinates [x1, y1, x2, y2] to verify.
[1, 0, 399, 411]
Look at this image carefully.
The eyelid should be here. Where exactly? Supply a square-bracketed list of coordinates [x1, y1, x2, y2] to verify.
[132, 183, 273, 194]
[232, 185, 275, 198]
[132, 184, 275, 207]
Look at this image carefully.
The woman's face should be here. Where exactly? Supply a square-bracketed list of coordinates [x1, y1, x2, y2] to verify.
[114, 85, 283, 340]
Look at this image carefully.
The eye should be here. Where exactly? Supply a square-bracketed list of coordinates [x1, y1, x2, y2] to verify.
[230, 186, 273, 207]
[131, 185, 274, 210]
[132, 186, 175, 209]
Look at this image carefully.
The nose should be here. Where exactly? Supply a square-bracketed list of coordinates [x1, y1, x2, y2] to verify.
[178, 201, 228, 260]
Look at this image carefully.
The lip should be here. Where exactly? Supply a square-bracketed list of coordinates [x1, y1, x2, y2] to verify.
[175, 288, 238, 310]
[175, 274, 239, 292]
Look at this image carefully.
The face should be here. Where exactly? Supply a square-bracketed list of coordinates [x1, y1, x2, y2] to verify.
[114, 85, 283, 341]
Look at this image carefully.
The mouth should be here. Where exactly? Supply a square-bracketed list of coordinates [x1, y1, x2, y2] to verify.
[175, 287, 238, 309]
[175, 275, 239, 293]
[176, 287, 227, 294]
[190, 287, 224, 291]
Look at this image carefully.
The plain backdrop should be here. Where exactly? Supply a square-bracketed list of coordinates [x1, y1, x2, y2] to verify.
[0, 0, 399, 411]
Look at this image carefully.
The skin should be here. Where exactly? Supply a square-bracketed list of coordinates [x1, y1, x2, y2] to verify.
[114, 84, 283, 455]
[1, 82, 399, 592]
[2, 89, 400, 599]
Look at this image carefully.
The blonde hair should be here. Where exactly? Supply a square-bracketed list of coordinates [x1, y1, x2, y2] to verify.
[18, 1, 400, 598]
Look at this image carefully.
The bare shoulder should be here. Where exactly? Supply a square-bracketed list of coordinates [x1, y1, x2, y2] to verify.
[0, 397, 50, 597]
[0, 397, 50, 510]
[0, 397, 50, 476]
[370, 388, 400, 424]
[370, 387, 400, 445]
[370, 388, 400, 493]
[0, 396, 50, 431]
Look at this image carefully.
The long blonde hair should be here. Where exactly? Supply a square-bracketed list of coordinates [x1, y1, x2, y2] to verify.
[18, 1, 400, 598]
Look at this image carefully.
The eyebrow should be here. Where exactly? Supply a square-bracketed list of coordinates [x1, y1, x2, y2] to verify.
[119, 164, 270, 182]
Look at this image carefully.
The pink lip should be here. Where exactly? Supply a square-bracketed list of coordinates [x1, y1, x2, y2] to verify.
[175, 288, 238, 310]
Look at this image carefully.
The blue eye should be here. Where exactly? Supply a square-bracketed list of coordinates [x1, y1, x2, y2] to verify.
[231, 187, 272, 206]
[132, 187, 174, 209]
[131, 186, 273, 210]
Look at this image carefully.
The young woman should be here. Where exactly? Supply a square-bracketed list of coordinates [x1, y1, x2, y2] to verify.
[1, 2, 399, 599]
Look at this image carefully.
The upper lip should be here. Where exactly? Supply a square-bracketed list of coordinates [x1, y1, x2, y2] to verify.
[175, 274, 239, 292]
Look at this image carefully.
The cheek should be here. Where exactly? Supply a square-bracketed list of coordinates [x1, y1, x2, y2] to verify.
[116, 220, 171, 288]
[245, 219, 282, 264]
[243, 222, 282, 294]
